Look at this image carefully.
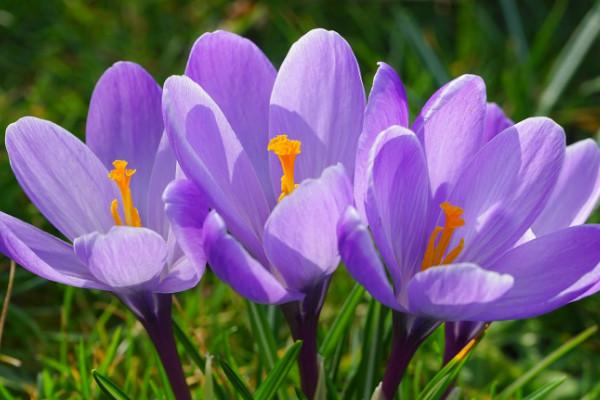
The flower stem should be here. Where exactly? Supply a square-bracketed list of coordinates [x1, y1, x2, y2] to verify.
[118, 292, 192, 400]
[380, 312, 439, 400]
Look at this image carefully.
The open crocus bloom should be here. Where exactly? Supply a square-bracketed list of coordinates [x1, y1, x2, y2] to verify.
[0, 62, 200, 399]
[339, 64, 600, 323]
[162, 29, 363, 305]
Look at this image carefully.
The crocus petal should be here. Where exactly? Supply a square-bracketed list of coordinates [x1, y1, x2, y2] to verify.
[74, 226, 167, 290]
[482, 102, 513, 143]
[6, 117, 118, 240]
[0, 212, 107, 289]
[163, 75, 270, 264]
[355, 62, 409, 221]
[411, 75, 487, 204]
[337, 207, 402, 311]
[269, 28, 365, 190]
[203, 211, 303, 304]
[146, 132, 177, 238]
[407, 263, 513, 321]
[365, 126, 429, 290]
[532, 139, 600, 236]
[154, 255, 202, 293]
[163, 179, 209, 272]
[474, 225, 600, 320]
[447, 117, 565, 266]
[86, 62, 164, 224]
[263, 164, 352, 292]
[186, 31, 277, 206]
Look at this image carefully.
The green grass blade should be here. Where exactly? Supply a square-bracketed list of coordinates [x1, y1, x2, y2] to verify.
[255, 340, 303, 400]
[536, 1, 600, 114]
[294, 387, 309, 400]
[394, 8, 450, 86]
[217, 356, 254, 400]
[77, 339, 90, 398]
[172, 319, 206, 371]
[0, 381, 16, 400]
[522, 377, 566, 400]
[319, 284, 364, 358]
[155, 351, 176, 400]
[204, 355, 215, 400]
[496, 325, 598, 400]
[246, 301, 278, 369]
[98, 325, 122, 374]
[500, 0, 529, 62]
[92, 369, 132, 400]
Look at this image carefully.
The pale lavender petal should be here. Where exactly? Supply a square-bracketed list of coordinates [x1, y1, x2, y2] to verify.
[6, 117, 118, 240]
[475, 225, 600, 320]
[74, 226, 167, 290]
[155, 255, 203, 293]
[337, 207, 402, 311]
[163, 179, 209, 273]
[447, 117, 565, 266]
[146, 131, 177, 238]
[0, 212, 108, 289]
[263, 164, 352, 292]
[483, 102, 513, 143]
[203, 211, 303, 305]
[407, 263, 513, 321]
[355, 62, 409, 221]
[186, 31, 277, 206]
[365, 126, 430, 291]
[86, 62, 164, 224]
[269, 28, 365, 191]
[163, 75, 270, 264]
[532, 139, 600, 236]
[411, 75, 487, 204]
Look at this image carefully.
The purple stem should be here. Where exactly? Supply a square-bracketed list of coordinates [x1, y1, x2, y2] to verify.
[280, 277, 330, 400]
[381, 312, 439, 400]
[118, 292, 192, 400]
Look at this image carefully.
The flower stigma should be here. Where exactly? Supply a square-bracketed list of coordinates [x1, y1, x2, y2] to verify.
[268, 135, 301, 202]
[420, 202, 465, 271]
[108, 160, 142, 227]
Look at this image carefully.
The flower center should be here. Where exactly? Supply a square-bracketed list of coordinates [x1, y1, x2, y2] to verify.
[268, 135, 301, 202]
[108, 160, 142, 227]
[420, 202, 465, 271]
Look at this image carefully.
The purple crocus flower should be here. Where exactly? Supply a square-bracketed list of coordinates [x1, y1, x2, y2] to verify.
[338, 64, 600, 399]
[162, 29, 364, 398]
[0, 62, 200, 400]
[443, 102, 600, 364]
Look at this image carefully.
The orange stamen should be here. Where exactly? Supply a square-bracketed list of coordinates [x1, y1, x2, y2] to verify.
[268, 135, 301, 202]
[108, 160, 142, 227]
[421, 202, 465, 271]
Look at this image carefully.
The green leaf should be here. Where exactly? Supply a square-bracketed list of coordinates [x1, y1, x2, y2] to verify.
[255, 340, 303, 400]
[218, 356, 254, 400]
[319, 283, 365, 358]
[496, 325, 598, 400]
[536, 1, 600, 114]
[204, 354, 215, 400]
[417, 354, 472, 400]
[172, 319, 206, 371]
[92, 369, 132, 400]
[294, 387, 309, 400]
[98, 325, 123, 375]
[246, 301, 278, 369]
[522, 377, 566, 400]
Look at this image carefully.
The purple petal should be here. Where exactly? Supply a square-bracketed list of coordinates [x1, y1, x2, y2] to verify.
[74, 226, 167, 290]
[447, 117, 565, 266]
[337, 207, 402, 311]
[162, 75, 270, 264]
[146, 132, 177, 238]
[355, 62, 409, 221]
[186, 31, 277, 206]
[407, 263, 513, 321]
[86, 62, 164, 225]
[203, 211, 303, 305]
[269, 28, 365, 191]
[475, 225, 600, 320]
[155, 255, 203, 293]
[411, 75, 487, 204]
[365, 126, 430, 291]
[532, 139, 600, 236]
[483, 102, 513, 143]
[0, 212, 107, 289]
[263, 164, 352, 292]
[163, 179, 209, 273]
[6, 117, 118, 240]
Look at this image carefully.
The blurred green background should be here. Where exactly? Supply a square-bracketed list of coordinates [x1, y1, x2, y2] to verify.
[1, 0, 600, 399]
